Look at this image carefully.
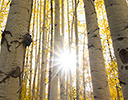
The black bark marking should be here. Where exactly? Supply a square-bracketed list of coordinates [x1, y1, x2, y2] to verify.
[99, 48, 101, 51]
[119, 49, 128, 64]
[92, 35, 97, 37]
[1, 30, 12, 52]
[125, 66, 128, 70]
[10, 67, 20, 78]
[91, 70, 98, 72]
[119, 80, 126, 85]
[122, 25, 128, 31]
[14, 12, 20, 14]
[55, 24, 57, 26]
[0, 67, 22, 84]
[94, 96, 97, 98]
[121, 66, 123, 70]
[109, 4, 113, 6]
[88, 44, 94, 49]
[10, 33, 32, 48]
[106, 3, 119, 9]
[16, 87, 22, 93]
[90, 11, 96, 15]
[116, 37, 125, 41]
[93, 27, 99, 33]
[117, 48, 120, 51]
[87, 32, 90, 35]
[0, 74, 10, 83]
[0, 70, 4, 74]
[0, 96, 6, 98]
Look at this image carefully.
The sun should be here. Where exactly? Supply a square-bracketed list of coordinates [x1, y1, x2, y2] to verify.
[59, 51, 76, 72]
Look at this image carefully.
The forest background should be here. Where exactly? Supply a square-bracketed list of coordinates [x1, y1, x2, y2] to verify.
[0, 0, 128, 100]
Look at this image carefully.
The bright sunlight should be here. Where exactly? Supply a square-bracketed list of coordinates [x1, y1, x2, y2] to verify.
[59, 51, 76, 72]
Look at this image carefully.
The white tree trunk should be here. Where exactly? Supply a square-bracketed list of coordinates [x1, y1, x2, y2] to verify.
[50, 0, 60, 99]
[75, 0, 80, 99]
[104, 0, 128, 99]
[66, 73, 69, 100]
[0, 0, 31, 99]
[48, 0, 53, 99]
[83, 0, 110, 99]
[60, 0, 66, 99]
[83, 33, 86, 100]
[40, 0, 46, 99]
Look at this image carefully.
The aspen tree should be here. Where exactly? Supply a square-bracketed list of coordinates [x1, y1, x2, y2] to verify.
[83, 33, 86, 100]
[83, 0, 110, 99]
[50, 0, 61, 99]
[75, 0, 80, 99]
[48, 0, 53, 99]
[29, 1, 35, 99]
[104, 0, 128, 99]
[60, 0, 66, 99]
[32, 1, 39, 99]
[40, 0, 46, 99]
[66, 72, 69, 100]
[0, 0, 32, 99]
[35, 0, 42, 99]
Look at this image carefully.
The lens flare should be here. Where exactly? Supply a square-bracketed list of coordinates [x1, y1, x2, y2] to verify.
[59, 52, 76, 72]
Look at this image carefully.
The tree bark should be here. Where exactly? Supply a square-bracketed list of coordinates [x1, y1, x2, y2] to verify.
[83, 0, 110, 99]
[0, 0, 32, 99]
[50, 0, 60, 99]
[75, 0, 80, 100]
[48, 0, 53, 99]
[104, 0, 128, 99]
[60, 0, 65, 99]
[83, 33, 86, 100]
[32, 1, 39, 99]
[40, 0, 46, 99]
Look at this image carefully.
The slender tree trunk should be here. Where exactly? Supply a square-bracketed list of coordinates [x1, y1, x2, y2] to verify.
[60, 0, 65, 99]
[35, 0, 42, 99]
[48, 0, 53, 99]
[71, 0, 74, 44]
[29, 1, 35, 98]
[66, 72, 69, 100]
[21, 49, 29, 99]
[83, 33, 86, 100]
[75, 0, 80, 99]
[50, 0, 60, 99]
[104, 0, 128, 99]
[40, 0, 46, 99]
[69, 3, 72, 99]
[28, 0, 34, 32]
[60, 70, 65, 100]
[32, 1, 39, 99]
[42, 34, 48, 99]
[83, 0, 110, 99]
[70, 3, 74, 99]
[0, 0, 32, 99]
